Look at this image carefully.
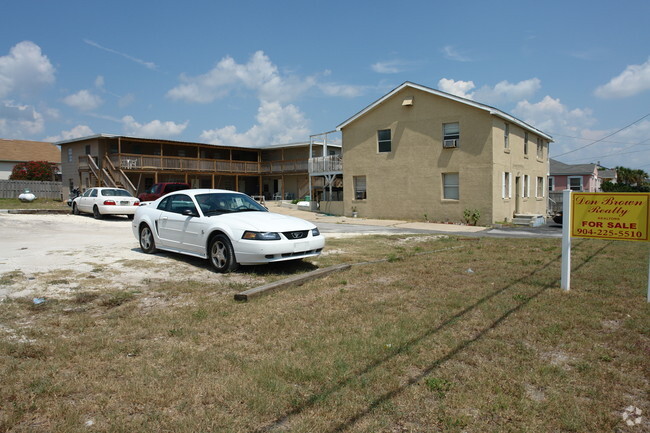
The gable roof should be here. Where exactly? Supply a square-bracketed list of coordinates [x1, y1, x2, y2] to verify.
[549, 158, 596, 176]
[0, 138, 61, 163]
[336, 81, 553, 141]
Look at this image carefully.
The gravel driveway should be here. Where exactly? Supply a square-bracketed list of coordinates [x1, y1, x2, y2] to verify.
[0, 213, 260, 300]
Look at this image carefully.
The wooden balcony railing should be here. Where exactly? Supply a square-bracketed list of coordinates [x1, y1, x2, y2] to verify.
[101, 154, 308, 175]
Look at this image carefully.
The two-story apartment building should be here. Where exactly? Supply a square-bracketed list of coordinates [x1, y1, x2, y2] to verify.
[336, 82, 553, 224]
[58, 134, 339, 201]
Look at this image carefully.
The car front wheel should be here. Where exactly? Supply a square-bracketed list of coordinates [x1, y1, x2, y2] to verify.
[139, 225, 157, 254]
[72, 203, 80, 215]
[209, 234, 239, 273]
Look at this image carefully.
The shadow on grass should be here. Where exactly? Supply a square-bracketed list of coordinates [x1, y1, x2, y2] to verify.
[257, 240, 610, 433]
[130, 247, 318, 276]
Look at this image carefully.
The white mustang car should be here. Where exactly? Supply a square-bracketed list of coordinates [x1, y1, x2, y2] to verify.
[132, 189, 325, 272]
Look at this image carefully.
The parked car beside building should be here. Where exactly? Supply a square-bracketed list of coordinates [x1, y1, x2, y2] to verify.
[137, 182, 190, 202]
[72, 187, 140, 219]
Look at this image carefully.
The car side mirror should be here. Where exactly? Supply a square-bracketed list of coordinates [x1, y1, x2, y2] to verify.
[182, 208, 198, 217]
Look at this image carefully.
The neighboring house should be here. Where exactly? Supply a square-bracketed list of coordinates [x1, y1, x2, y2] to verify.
[548, 159, 600, 192]
[336, 82, 553, 223]
[0, 138, 61, 180]
[598, 167, 617, 185]
[58, 134, 340, 200]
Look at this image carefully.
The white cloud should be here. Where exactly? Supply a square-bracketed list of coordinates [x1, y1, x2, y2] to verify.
[95, 75, 105, 89]
[438, 78, 476, 99]
[474, 78, 541, 105]
[594, 58, 650, 99]
[167, 51, 316, 104]
[200, 101, 309, 147]
[0, 100, 44, 137]
[319, 83, 365, 98]
[63, 90, 103, 111]
[0, 41, 55, 98]
[45, 125, 95, 142]
[442, 45, 472, 62]
[371, 60, 405, 74]
[438, 78, 541, 105]
[121, 115, 188, 138]
[513, 95, 595, 134]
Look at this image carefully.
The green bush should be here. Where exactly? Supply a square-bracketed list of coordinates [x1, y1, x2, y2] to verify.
[463, 208, 480, 225]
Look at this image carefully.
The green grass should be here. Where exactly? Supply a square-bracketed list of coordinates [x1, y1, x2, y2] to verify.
[0, 198, 68, 210]
[0, 236, 648, 432]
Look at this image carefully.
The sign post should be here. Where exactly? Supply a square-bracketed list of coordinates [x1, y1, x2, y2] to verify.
[561, 191, 650, 301]
[561, 189, 572, 291]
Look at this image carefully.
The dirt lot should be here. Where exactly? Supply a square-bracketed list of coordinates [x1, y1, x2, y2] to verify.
[0, 213, 265, 300]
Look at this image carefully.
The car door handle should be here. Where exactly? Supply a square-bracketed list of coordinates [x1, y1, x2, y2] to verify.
[161, 217, 168, 221]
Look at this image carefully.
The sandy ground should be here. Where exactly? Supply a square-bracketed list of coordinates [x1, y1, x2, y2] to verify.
[0, 205, 481, 300]
[0, 213, 265, 300]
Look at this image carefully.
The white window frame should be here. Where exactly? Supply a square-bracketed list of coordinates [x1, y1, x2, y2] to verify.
[443, 122, 460, 148]
[504, 123, 510, 150]
[502, 172, 512, 199]
[537, 138, 544, 159]
[568, 176, 583, 191]
[536, 176, 545, 198]
[523, 174, 530, 198]
[353, 175, 367, 200]
[442, 172, 459, 200]
[548, 176, 555, 191]
[377, 129, 391, 153]
[67, 148, 73, 163]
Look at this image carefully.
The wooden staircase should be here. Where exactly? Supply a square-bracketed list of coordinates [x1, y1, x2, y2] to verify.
[85, 154, 137, 196]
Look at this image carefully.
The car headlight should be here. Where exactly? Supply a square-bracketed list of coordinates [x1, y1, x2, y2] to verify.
[242, 231, 281, 240]
[311, 228, 320, 237]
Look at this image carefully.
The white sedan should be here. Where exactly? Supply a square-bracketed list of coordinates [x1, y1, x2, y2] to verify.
[72, 187, 141, 219]
[132, 189, 325, 272]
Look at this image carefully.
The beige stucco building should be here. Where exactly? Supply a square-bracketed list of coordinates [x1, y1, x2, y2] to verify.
[337, 82, 553, 224]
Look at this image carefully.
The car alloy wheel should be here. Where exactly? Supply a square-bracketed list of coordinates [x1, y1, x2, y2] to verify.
[209, 234, 238, 273]
[139, 225, 156, 254]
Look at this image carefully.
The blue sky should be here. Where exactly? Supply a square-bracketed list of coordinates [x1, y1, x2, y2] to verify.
[2, 0, 649, 170]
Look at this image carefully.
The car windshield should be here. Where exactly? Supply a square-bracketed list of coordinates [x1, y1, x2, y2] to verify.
[101, 189, 132, 197]
[196, 193, 267, 215]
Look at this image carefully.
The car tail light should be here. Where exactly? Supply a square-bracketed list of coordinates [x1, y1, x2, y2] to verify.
[134, 201, 140, 206]
[103, 200, 116, 206]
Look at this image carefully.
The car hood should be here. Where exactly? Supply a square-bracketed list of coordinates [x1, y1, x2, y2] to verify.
[211, 211, 316, 232]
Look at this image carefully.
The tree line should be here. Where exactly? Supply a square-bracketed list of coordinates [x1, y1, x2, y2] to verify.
[601, 166, 649, 192]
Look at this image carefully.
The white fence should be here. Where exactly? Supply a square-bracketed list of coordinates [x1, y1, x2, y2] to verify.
[0, 180, 63, 199]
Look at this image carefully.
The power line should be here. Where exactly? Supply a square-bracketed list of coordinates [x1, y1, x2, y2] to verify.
[563, 137, 650, 163]
[549, 132, 649, 146]
[567, 148, 650, 164]
[550, 113, 650, 158]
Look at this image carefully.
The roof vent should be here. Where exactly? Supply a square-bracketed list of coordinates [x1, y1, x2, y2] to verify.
[402, 96, 414, 106]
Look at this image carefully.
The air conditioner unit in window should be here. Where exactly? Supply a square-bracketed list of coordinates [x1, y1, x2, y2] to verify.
[443, 139, 458, 148]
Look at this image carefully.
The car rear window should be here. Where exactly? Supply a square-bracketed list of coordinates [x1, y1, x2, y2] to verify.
[101, 189, 132, 197]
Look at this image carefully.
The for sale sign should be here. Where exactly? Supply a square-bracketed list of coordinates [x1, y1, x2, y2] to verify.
[571, 193, 650, 241]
